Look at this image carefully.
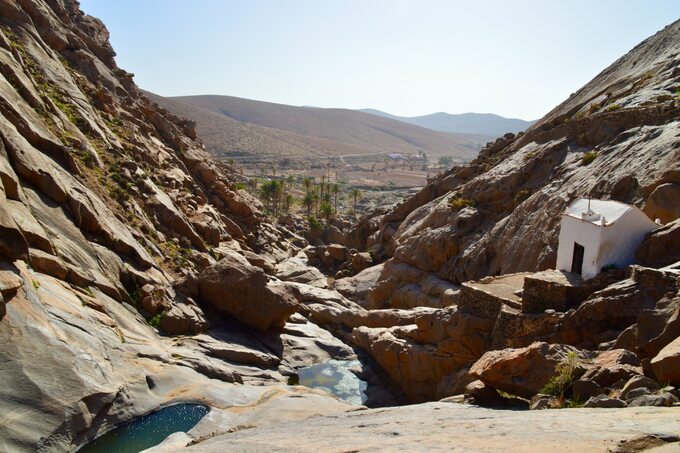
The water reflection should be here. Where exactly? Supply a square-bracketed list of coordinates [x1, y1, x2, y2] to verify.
[293, 359, 368, 405]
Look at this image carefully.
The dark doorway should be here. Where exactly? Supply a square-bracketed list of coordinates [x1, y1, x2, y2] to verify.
[571, 242, 584, 275]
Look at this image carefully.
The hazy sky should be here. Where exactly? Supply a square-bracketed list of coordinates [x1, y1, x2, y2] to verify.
[79, 1, 678, 120]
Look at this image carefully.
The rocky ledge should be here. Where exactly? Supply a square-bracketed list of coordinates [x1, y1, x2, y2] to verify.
[151, 403, 680, 452]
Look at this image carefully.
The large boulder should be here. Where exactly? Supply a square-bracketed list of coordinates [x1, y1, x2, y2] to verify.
[643, 183, 680, 225]
[577, 349, 643, 389]
[159, 299, 210, 335]
[198, 252, 299, 331]
[635, 219, 680, 268]
[469, 342, 587, 399]
[651, 336, 680, 385]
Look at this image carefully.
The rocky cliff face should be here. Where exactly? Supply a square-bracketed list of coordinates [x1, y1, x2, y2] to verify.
[365, 19, 680, 307]
[323, 20, 680, 403]
[0, 1, 355, 451]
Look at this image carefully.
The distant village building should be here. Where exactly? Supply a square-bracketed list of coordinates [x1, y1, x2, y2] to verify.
[556, 199, 658, 279]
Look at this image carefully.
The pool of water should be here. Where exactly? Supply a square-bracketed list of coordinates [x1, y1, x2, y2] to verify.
[292, 359, 368, 405]
[77, 403, 209, 453]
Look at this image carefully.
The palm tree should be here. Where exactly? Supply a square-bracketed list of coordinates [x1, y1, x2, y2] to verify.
[320, 201, 333, 226]
[303, 177, 312, 194]
[284, 194, 294, 213]
[303, 192, 314, 216]
[350, 188, 362, 214]
[332, 183, 339, 210]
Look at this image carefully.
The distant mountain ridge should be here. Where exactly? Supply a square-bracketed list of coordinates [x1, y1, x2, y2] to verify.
[359, 109, 535, 137]
[149, 94, 488, 163]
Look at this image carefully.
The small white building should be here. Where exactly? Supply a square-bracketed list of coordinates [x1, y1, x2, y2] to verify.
[556, 199, 658, 279]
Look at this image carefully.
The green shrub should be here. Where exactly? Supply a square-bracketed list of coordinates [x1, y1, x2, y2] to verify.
[566, 397, 585, 408]
[308, 215, 322, 231]
[234, 182, 246, 190]
[588, 103, 601, 114]
[32, 280, 40, 290]
[147, 313, 162, 328]
[450, 197, 474, 210]
[541, 351, 579, 398]
[605, 104, 622, 112]
[581, 151, 598, 166]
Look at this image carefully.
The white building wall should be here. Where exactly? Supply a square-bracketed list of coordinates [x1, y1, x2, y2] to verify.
[596, 210, 658, 272]
[556, 216, 603, 279]
[556, 207, 658, 280]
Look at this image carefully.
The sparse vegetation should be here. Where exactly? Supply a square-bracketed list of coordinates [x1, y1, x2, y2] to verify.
[450, 197, 474, 211]
[515, 189, 531, 203]
[32, 280, 40, 290]
[319, 201, 334, 225]
[541, 351, 580, 401]
[438, 155, 454, 168]
[588, 103, 601, 114]
[581, 151, 598, 165]
[307, 215, 322, 231]
[147, 313, 162, 328]
[350, 188, 362, 214]
[605, 103, 622, 112]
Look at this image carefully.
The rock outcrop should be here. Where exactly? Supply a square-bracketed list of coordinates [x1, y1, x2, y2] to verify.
[364, 20, 680, 309]
[0, 2, 360, 451]
[197, 252, 299, 331]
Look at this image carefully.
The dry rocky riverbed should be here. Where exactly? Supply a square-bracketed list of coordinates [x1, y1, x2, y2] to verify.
[151, 403, 680, 452]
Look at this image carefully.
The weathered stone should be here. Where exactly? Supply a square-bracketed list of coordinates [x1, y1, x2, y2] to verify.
[0, 201, 28, 260]
[651, 336, 680, 386]
[159, 300, 209, 335]
[530, 393, 559, 410]
[636, 219, 680, 268]
[622, 387, 652, 402]
[198, 253, 299, 331]
[351, 252, 373, 274]
[469, 342, 587, 399]
[464, 380, 504, 406]
[583, 395, 627, 408]
[334, 263, 382, 305]
[620, 375, 660, 400]
[627, 392, 679, 407]
[643, 183, 680, 224]
[571, 379, 606, 401]
[579, 349, 643, 389]
[326, 243, 347, 262]
[171, 403, 680, 452]
[28, 248, 68, 280]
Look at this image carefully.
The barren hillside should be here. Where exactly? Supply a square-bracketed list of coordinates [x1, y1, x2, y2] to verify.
[158, 93, 486, 162]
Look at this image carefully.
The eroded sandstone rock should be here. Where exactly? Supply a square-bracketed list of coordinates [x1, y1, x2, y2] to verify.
[198, 253, 298, 331]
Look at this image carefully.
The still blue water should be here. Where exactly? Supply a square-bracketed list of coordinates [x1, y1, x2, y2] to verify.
[77, 403, 209, 453]
[295, 359, 368, 405]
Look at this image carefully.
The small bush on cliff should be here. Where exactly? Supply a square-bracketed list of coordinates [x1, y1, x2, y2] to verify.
[541, 351, 579, 400]
[515, 189, 531, 203]
[147, 313, 161, 328]
[588, 103, 601, 114]
[450, 197, 474, 211]
[605, 104, 622, 112]
[581, 151, 598, 166]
